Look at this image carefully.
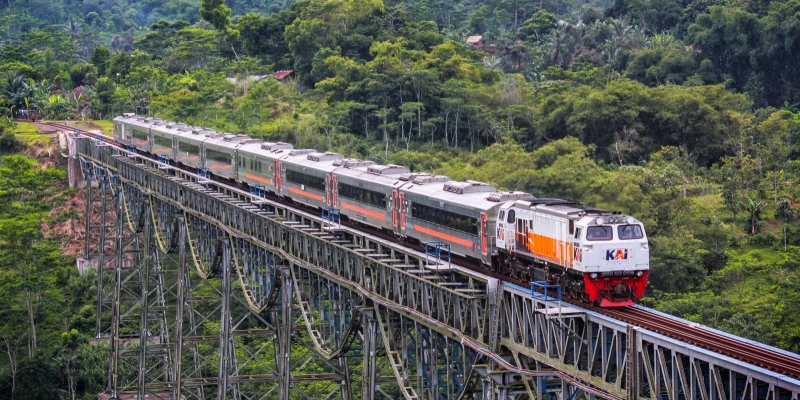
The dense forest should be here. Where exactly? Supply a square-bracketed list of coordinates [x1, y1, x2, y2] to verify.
[1, 0, 800, 398]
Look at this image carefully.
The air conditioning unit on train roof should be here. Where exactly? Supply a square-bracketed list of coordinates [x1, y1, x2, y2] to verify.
[411, 173, 451, 185]
[367, 164, 411, 175]
[122, 113, 136, 118]
[288, 149, 314, 156]
[261, 142, 293, 151]
[150, 119, 165, 125]
[486, 191, 535, 202]
[443, 180, 496, 194]
[333, 159, 375, 168]
[307, 152, 343, 162]
[399, 172, 421, 181]
[223, 134, 256, 143]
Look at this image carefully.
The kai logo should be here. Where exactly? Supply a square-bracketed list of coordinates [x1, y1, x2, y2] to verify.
[605, 249, 629, 261]
[573, 247, 582, 262]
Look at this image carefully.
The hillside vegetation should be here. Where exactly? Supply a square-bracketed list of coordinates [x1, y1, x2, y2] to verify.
[1, 0, 800, 397]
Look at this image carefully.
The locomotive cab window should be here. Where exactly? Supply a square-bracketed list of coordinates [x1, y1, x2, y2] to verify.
[574, 228, 581, 239]
[586, 226, 612, 241]
[618, 224, 644, 240]
[507, 210, 515, 223]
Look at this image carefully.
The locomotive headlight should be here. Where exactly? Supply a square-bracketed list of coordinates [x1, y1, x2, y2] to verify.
[589, 273, 599, 279]
[635, 271, 644, 277]
[627, 217, 635, 224]
[596, 217, 604, 225]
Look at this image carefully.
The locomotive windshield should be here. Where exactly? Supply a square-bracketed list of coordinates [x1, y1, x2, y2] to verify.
[618, 224, 644, 240]
[586, 226, 612, 240]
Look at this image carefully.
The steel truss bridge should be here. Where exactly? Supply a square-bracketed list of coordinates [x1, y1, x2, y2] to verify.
[69, 134, 800, 400]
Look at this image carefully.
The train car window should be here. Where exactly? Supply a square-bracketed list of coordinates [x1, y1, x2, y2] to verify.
[206, 149, 231, 164]
[507, 210, 515, 223]
[285, 169, 325, 191]
[586, 226, 612, 241]
[131, 128, 148, 140]
[153, 135, 172, 148]
[517, 219, 523, 231]
[338, 183, 386, 208]
[569, 220, 574, 235]
[499, 211, 505, 221]
[618, 224, 644, 240]
[411, 202, 478, 236]
[177, 141, 200, 155]
[257, 160, 262, 172]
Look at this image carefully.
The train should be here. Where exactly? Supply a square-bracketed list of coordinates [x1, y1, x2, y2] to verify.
[113, 113, 649, 307]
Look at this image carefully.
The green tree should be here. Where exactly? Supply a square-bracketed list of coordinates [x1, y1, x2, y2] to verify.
[687, 7, 762, 97]
[200, 0, 233, 33]
[89, 46, 110, 77]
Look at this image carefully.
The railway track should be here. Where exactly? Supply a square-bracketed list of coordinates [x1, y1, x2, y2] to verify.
[48, 121, 800, 381]
[599, 306, 800, 379]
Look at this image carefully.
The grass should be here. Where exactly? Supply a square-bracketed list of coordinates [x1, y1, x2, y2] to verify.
[87, 119, 113, 136]
[12, 121, 49, 144]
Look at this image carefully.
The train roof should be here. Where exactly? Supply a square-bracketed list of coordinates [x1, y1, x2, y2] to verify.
[237, 141, 294, 161]
[403, 179, 535, 211]
[277, 149, 344, 173]
[203, 133, 261, 149]
[333, 162, 411, 190]
[512, 198, 625, 219]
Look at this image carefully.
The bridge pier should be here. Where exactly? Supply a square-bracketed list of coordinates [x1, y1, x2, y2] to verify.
[360, 309, 377, 400]
[276, 267, 292, 400]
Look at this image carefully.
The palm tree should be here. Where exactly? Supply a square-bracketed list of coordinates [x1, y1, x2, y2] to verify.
[545, 28, 573, 68]
[498, 43, 532, 73]
[743, 197, 766, 234]
[1, 72, 37, 118]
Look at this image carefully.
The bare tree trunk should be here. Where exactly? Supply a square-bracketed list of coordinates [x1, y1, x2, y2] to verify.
[443, 109, 450, 147]
[24, 289, 37, 355]
[453, 107, 460, 149]
[417, 106, 422, 138]
[3, 337, 17, 400]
